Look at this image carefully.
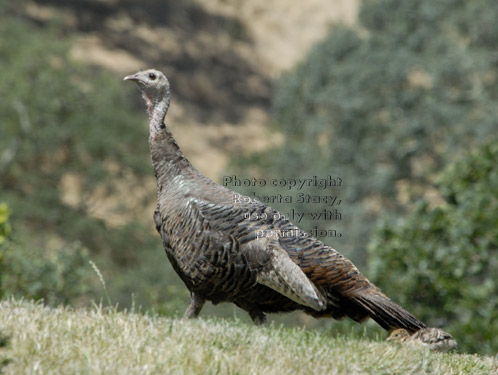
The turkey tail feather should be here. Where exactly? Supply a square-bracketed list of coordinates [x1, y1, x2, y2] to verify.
[352, 293, 426, 333]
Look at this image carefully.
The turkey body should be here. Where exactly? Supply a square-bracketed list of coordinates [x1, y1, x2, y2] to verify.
[150, 131, 423, 330]
[126, 68, 427, 331]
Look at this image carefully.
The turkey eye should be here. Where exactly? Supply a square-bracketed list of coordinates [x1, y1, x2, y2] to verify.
[149, 73, 156, 80]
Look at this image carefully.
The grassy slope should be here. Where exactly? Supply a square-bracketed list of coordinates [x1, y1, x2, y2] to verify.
[0, 299, 496, 375]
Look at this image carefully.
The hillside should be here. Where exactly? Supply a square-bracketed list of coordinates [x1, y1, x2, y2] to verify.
[0, 299, 496, 375]
[14, 0, 359, 231]
[24, 0, 358, 180]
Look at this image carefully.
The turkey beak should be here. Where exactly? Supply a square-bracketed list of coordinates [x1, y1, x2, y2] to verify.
[124, 73, 141, 82]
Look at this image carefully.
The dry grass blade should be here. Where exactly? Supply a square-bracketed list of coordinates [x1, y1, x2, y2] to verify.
[89, 260, 112, 307]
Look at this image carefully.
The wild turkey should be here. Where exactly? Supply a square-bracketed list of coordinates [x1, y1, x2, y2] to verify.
[124, 69, 427, 331]
[387, 328, 457, 352]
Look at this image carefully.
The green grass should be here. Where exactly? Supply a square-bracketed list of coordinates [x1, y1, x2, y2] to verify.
[0, 299, 496, 375]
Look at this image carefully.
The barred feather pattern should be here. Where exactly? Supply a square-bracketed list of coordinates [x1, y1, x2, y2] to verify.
[149, 129, 426, 331]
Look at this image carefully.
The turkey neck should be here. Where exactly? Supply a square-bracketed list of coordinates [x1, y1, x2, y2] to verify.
[147, 93, 195, 193]
[145, 91, 169, 138]
[147, 91, 233, 205]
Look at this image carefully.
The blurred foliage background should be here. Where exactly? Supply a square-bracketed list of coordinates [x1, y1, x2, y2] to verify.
[230, 0, 498, 354]
[0, 0, 188, 315]
[0, 0, 496, 354]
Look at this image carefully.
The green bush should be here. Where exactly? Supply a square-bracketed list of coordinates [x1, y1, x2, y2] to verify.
[0, 204, 10, 246]
[2, 240, 95, 306]
[368, 141, 498, 354]
[1, 201, 95, 305]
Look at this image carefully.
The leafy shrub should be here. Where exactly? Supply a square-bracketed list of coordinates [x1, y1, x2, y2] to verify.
[368, 141, 498, 354]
